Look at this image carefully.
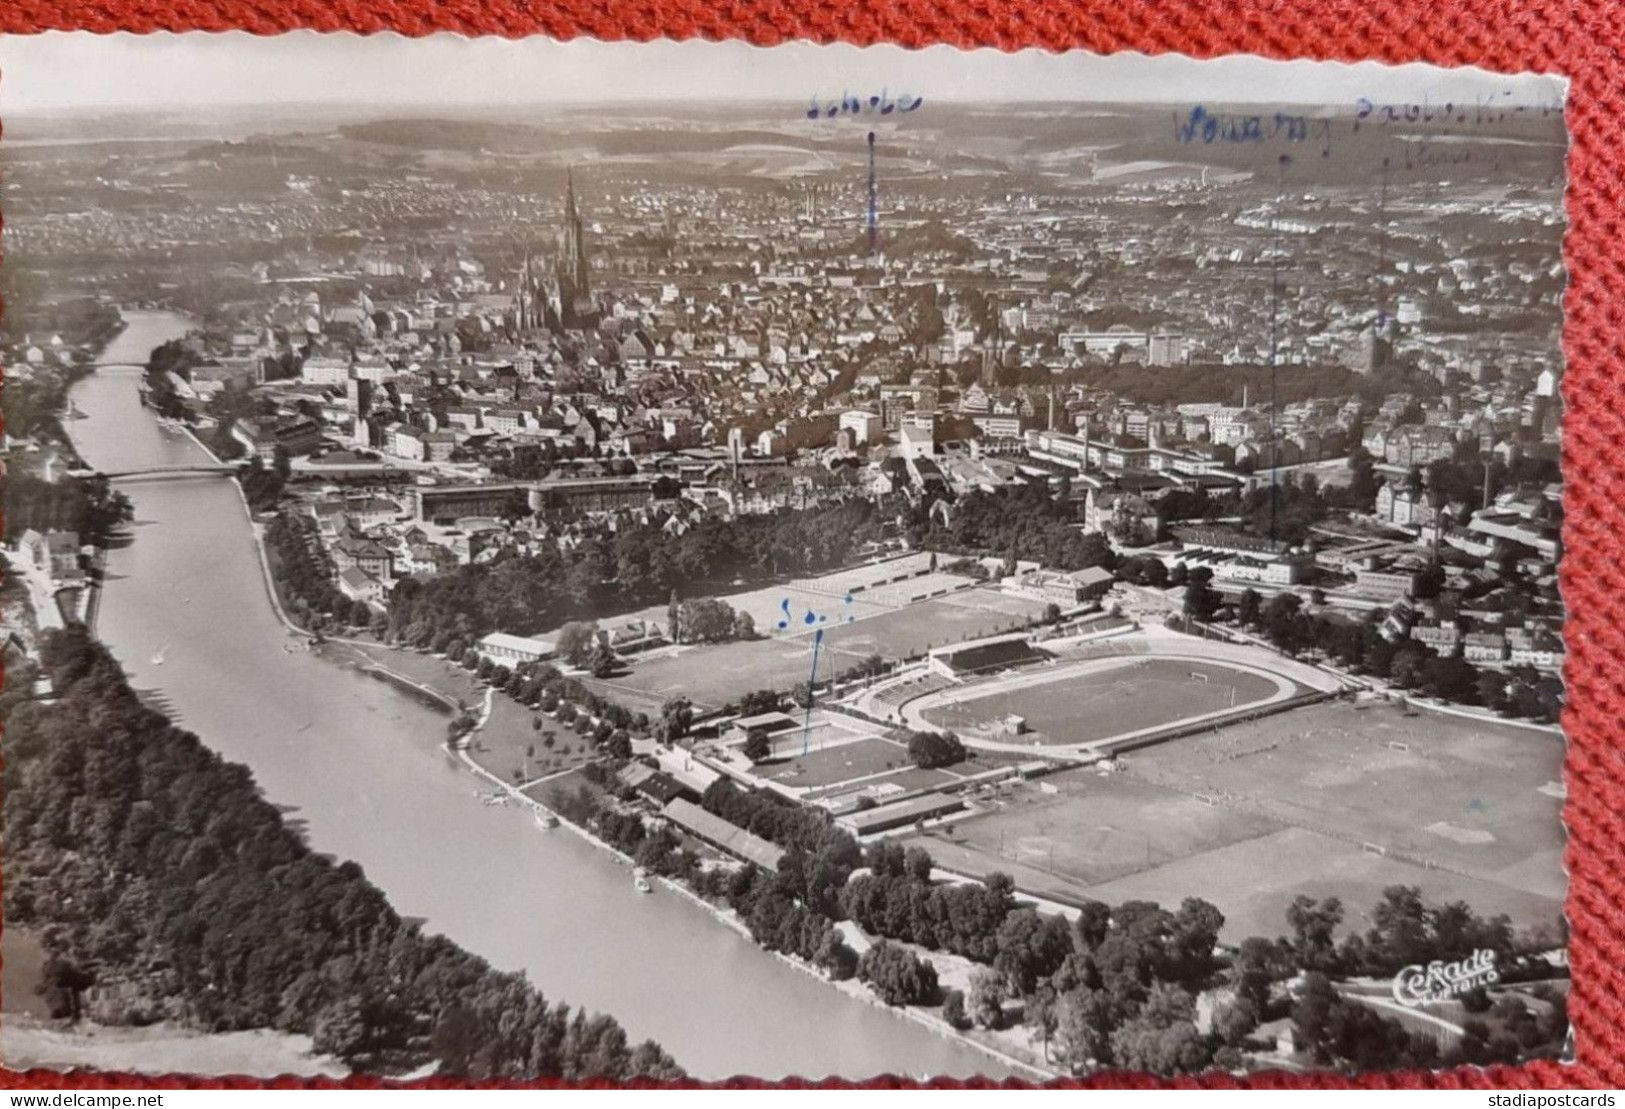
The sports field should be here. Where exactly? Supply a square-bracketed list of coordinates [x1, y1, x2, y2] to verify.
[801, 764, 965, 802]
[753, 734, 915, 788]
[900, 699, 1566, 942]
[925, 772, 1282, 887]
[1127, 699, 1567, 884]
[584, 634, 868, 713]
[606, 552, 941, 637]
[920, 658, 1291, 747]
[589, 582, 1050, 712]
[816, 588, 1050, 660]
[1081, 826, 1564, 943]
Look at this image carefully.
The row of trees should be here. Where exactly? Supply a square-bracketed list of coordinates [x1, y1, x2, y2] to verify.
[265, 512, 366, 632]
[3, 472, 132, 546]
[440, 649, 663, 755]
[841, 848, 1023, 964]
[700, 780, 860, 863]
[834, 841, 1240, 1073]
[552, 762, 1562, 1075]
[4, 627, 681, 1080]
[1229, 590, 1563, 723]
[795, 834, 1560, 1074]
[550, 774, 863, 980]
[383, 499, 897, 641]
[701, 780, 861, 918]
[741, 881, 858, 981]
[905, 484, 1116, 573]
[859, 942, 940, 1006]
[1276, 890, 1541, 981]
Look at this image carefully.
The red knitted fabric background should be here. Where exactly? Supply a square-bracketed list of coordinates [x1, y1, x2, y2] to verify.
[0, 0, 1616, 1092]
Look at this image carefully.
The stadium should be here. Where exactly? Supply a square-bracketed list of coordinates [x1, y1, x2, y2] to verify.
[880, 625, 1344, 758]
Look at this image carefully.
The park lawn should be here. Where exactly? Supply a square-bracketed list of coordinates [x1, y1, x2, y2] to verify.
[344, 642, 484, 708]
[528, 766, 609, 813]
[584, 577, 1047, 716]
[473, 692, 598, 787]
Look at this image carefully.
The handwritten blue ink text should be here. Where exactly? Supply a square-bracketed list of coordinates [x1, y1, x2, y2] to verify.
[1174, 105, 1332, 156]
[808, 89, 924, 120]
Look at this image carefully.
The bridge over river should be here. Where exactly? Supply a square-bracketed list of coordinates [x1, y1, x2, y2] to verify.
[70, 463, 239, 482]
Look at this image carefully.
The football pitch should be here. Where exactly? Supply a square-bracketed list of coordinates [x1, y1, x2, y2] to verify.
[920, 658, 1292, 747]
[901, 699, 1566, 941]
[590, 585, 1050, 711]
[816, 588, 1050, 660]
[753, 734, 915, 788]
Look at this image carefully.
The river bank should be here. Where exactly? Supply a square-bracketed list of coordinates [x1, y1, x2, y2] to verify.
[241, 522, 1054, 1080]
[446, 700, 1055, 1083]
[215, 465, 1053, 1079]
[33, 311, 155, 638]
[61, 311, 1015, 1080]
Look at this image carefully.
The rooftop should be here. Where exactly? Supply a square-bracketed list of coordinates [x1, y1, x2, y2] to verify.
[478, 631, 556, 654]
[732, 711, 801, 734]
[661, 799, 785, 871]
[931, 637, 1051, 675]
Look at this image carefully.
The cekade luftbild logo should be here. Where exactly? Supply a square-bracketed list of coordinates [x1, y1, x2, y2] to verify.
[1391, 948, 1500, 1007]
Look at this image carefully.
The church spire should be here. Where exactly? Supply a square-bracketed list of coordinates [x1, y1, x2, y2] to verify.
[556, 165, 593, 329]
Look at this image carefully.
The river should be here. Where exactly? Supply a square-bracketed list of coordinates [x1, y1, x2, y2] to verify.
[66, 311, 1008, 1082]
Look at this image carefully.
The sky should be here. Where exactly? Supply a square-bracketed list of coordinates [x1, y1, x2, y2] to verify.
[0, 32, 1568, 114]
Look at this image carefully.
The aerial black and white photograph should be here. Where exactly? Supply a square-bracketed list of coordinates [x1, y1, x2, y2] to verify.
[0, 32, 1571, 1081]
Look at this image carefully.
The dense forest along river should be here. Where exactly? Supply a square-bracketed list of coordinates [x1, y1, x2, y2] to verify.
[68, 311, 1008, 1081]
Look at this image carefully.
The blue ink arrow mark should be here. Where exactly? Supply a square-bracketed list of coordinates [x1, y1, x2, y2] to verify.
[802, 627, 825, 756]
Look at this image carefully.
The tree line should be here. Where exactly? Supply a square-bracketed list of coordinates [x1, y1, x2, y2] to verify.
[550, 772, 861, 980]
[3, 626, 681, 1080]
[539, 760, 1564, 1076]
[442, 653, 654, 756]
[143, 337, 200, 420]
[905, 484, 1116, 572]
[711, 785, 1562, 1075]
[0, 296, 122, 450]
[4, 472, 132, 546]
[265, 511, 362, 632]
[384, 498, 897, 642]
[1228, 590, 1563, 724]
